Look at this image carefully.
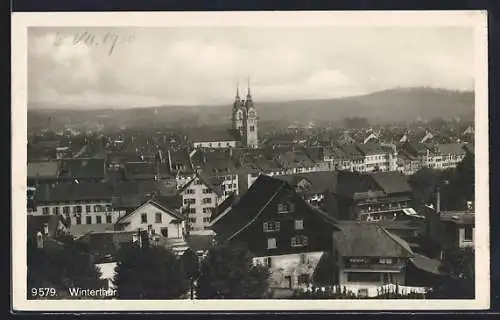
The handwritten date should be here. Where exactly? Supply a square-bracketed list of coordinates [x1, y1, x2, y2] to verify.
[54, 30, 135, 56]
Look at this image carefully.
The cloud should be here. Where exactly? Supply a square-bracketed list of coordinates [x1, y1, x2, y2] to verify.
[27, 26, 474, 109]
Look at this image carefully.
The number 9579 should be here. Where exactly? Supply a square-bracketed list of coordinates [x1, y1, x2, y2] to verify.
[31, 288, 56, 297]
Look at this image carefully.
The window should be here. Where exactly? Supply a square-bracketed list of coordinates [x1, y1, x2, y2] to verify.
[263, 221, 281, 232]
[94, 205, 103, 213]
[106, 215, 112, 224]
[382, 273, 394, 284]
[203, 217, 211, 223]
[63, 206, 70, 214]
[184, 198, 196, 205]
[298, 274, 309, 285]
[86, 205, 91, 213]
[96, 216, 102, 224]
[86, 216, 92, 224]
[267, 238, 277, 249]
[76, 216, 82, 224]
[76, 206, 82, 213]
[202, 208, 212, 214]
[141, 213, 148, 224]
[42, 207, 49, 215]
[291, 235, 308, 247]
[52, 207, 60, 215]
[189, 217, 197, 223]
[347, 272, 381, 283]
[277, 202, 294, 214]
[464, 225, 473, 241]
[161, 227, 169, 237]
[203, 198, 212, 204]
[379, 258, 393, 265]
[187, 207, 196, 214]
[250, 126, 255, 132]
[155, 212, 162, 223]
[202, 188, 210, 194]
[295, 219, 304, 230]
[186, 189, 195, 194]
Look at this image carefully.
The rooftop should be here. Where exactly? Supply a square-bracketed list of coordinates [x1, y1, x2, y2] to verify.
[333, 222, 413, 258]
[27, 161, 60, 179]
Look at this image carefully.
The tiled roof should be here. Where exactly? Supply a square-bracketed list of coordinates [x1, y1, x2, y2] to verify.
[116, 199, 185, 223]
[210, 175, 287, 241]
[27, 161, 60, 179]
[333, 222, 413, 258]
[189, 128, 240, 143]
[356, 143, 386, 156]
[274, 171, 338, 195]
[435, 143, 466, 155]
[370, 172, 412, 194]
[60, 158, 106, 180]
[69, 224, 116, 238]
[275, 151, 315, 169]
[123, 161, 172, 180]
[36, 182, 115, 202]
[335, 171, 381, 197]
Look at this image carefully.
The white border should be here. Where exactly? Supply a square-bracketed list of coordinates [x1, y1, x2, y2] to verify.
[12, 10, 489, 311]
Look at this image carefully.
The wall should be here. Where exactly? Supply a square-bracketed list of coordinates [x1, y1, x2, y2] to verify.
[338, 269, 406, 288]
[34, 201, 127, 225]
[253, 251, 327, 289]
[120, 202, 185, 238]
[181, 178, 222, 233]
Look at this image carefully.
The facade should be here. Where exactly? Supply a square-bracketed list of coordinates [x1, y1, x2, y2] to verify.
[210, 175, 339, 289]
[32, 183, 127, 227]
[333, 222, 413, 292]
[232, 81, 259, 148]
[178, 173, 225, 233]
[324, 171, 414, 222]
[115, 199, 186, 250]
[426, 207, 475, 258]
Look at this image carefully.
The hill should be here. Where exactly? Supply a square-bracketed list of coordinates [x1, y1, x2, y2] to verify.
[28, 87, 474, 131]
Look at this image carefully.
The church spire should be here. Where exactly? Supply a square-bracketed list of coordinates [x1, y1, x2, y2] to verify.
[246, 77, 252, 99]
[236, 81, 240, 99]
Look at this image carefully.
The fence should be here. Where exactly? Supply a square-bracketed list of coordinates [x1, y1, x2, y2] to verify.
[291, 284, 430, 299]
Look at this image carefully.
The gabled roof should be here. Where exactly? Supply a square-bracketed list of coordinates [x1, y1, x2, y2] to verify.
[334, 171, 382, 197]
[333, 222, 413, 258]
[370, 172, 412, 194]
[27, 161, 60, 179]
[274, 171, 338, 195]
[116, 199, 185, 223]
[210, 175, 338, 242]
[274, 151, 315, 169]
[209, 175, 287, 240]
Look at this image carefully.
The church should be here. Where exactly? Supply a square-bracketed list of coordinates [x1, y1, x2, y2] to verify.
[190, 80, 259, 149]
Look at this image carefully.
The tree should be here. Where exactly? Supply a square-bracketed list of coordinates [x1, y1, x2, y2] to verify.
[196, 244, 270, 299]
[179, 249, 199, 299]
[429, 247, 475, 299]
[408, 168, 444, 208]
[27, 238, 102, 299]
[113, 244, 188, 299]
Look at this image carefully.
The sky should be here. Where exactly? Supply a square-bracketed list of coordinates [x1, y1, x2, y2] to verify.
[27, 26, 474, 109]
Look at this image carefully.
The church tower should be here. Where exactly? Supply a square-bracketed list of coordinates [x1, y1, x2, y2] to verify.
[231, 82, 245, 137]
[244, 78, 259, 148]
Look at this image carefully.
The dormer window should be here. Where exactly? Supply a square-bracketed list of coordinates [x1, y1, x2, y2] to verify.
[277, 202, 295, 214]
